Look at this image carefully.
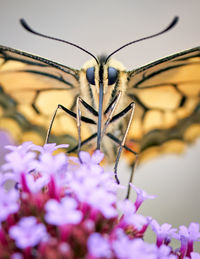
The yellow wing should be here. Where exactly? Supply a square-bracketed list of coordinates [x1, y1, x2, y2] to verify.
[127, 47, 200, 162]
[0, 45, 84, 147]
[1, 45, 200, 164]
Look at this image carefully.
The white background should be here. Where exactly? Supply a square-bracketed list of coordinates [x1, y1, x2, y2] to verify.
[0, 0, 199, 230]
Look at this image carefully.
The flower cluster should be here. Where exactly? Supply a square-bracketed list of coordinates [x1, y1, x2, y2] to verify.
[0, 142, 199, 258]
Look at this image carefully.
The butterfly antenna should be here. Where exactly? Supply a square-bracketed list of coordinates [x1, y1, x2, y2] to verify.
[105, 16, 179, 63]
[20, 18, 99, 64]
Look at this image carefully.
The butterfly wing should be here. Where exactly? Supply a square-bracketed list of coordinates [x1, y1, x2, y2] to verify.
[0, 45, 86, 147]
[127, 47, 200, 162]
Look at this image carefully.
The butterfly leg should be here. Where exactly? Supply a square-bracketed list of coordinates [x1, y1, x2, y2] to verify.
[45, 104, 96, 144]
[67, 133, 97, 153]
[68, 131, 137, 159]
[45, 105, 60, 144]
[126, 160, 138, 199]
[106, 132, 137, 155]
[102, 91, 137, 184]
[113, 102, 136, 184]
[103, 102, 135, 184]
[76, 96, 98, 154]
[112, 102, 138, 198]
[76, 98, 82, 154]
[106, 132, 138, 198]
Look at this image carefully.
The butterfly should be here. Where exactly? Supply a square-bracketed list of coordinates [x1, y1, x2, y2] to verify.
[0, 17, 200, 188]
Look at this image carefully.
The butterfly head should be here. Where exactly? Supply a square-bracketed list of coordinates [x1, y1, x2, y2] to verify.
[80, 56, 127, 111]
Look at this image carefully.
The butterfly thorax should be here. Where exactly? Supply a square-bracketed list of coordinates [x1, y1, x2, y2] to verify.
[79, 56, 129, 161]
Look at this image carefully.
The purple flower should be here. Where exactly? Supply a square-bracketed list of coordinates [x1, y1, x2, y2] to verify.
[68, 162, 115, 195]
[113, 230, 178, 259]
[9, 216, 48, 249]
[4, 142, 34, 153]
[87, 233, 112, 258]
[156, 245, 177, 259]
[87, 188, 117, 218]
[79, 150, 104, 175]
[1, 142, 69, 188]
[0, 142, 36, 186]
[190, 252, 200, 259]
[118, 200, 147, 231]
[177, 223, 200, 242]
[31, 143, 69, 154]
[151, 219, 177, 247]
[112, 229, 157, 259]
[173, 223, 200, 257]
[70, 169, 117, 218]
[2, 142, 36, 178]
[118, 199, 136, 216]
[45, 197, 82, 226]
[1, 142, 199, 257]
[130, 183, 156, 211]
[0, 188, 19, 222]
[25, 173, 49, 193]
[30, 152, 68, 190]
[112, 229, 131, 258]
[127, 214, 148, 231]
[79, 150, 104, 165]
[66, 157, 117, 218]
[33, 152, 68, 176]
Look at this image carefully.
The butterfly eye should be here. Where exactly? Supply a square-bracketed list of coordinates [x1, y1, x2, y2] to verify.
[86, 67, 95, 85]
[108, 67, 118, 85]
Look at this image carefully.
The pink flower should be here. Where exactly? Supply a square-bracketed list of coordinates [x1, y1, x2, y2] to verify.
[87, 233, 112, 258]
[151, 219, 177, 247]
[9, 216, 48, 249]
[45, 197, 82, 226]
[0, 142, 199, 258]
[130, 183, 156, 211]
[0, 188, 19, 222]
[173, 223, 200, 257]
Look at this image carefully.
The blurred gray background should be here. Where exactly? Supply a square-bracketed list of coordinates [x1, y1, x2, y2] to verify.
[0, 0, 199, 230]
